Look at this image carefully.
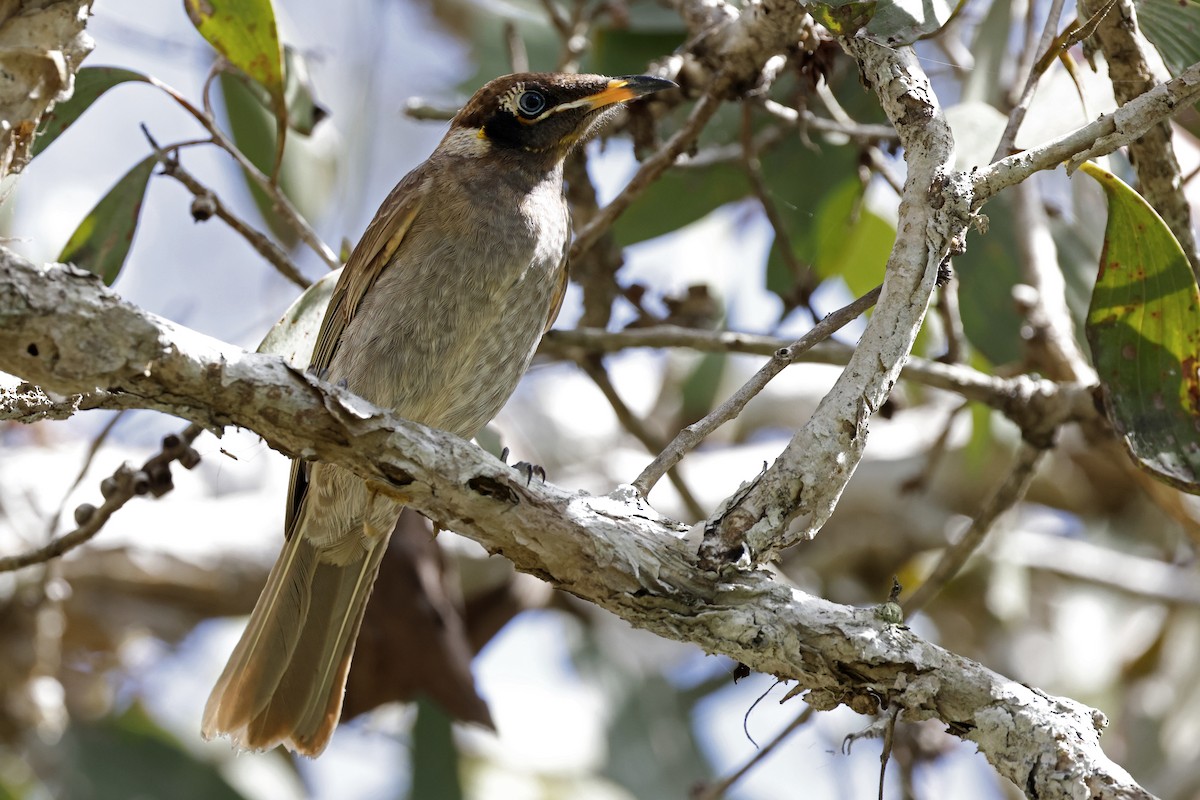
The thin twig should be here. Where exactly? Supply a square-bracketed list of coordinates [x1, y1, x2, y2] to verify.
[903, 442, 1048, 614]
[42, 411, 124, 542]
[541, 323, 1100, 432]
[504, 20, 529, 73]
[990, 0, 1069, 161]
[1010, 178, 1092, 382]
[633, 286, 881, 496]
[761, 99, 899, 142]
[692, 706, 814, 800]
[934, 274, 967, 364]
[740, 103, 815, 318]
[145, 74, 339, 268]
[570, 76, 727, 263]
[576, 355, 706, 520]
[0, 425, 204, 573]
[142, 126, 310, 289]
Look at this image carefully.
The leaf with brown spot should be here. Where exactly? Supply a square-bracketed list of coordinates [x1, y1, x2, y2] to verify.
[1081, 161, 1200, 493]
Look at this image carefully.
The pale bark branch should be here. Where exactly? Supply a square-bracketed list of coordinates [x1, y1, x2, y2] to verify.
[700, 37, 967, 564]
[0, 246, 1155, 799]
[974, 60, 1200, 202]
[1081, 0, 1200, 275]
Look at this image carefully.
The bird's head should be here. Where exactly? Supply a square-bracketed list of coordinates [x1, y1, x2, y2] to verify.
[440, 72, 675, 165]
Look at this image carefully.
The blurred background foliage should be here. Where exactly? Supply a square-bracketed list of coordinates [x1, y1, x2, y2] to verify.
[2, 0, 1200, 798]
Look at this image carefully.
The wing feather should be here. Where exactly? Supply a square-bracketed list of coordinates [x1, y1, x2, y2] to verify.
[285, 167, 431, 534]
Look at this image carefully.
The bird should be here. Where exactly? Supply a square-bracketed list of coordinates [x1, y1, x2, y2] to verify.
[201, 71, 675, 756]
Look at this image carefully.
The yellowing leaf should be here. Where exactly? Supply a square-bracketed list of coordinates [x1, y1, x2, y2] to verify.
[1080, 161, 1200, 493]
[184, 0, 287, 176]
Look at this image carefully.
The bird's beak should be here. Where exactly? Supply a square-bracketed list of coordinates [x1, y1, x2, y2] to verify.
[583, 75, 677, 109]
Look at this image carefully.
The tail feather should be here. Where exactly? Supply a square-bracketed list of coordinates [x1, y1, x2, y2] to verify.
[202, 529, 388, 756]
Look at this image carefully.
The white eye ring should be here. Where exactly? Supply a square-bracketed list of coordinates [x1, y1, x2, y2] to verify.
[516, 90, 547, 117]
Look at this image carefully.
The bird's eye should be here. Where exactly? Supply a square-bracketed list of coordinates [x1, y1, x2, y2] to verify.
[516, 90, 547, 118]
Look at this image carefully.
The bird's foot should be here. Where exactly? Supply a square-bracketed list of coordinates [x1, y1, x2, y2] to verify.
[500, 447, 546, 485]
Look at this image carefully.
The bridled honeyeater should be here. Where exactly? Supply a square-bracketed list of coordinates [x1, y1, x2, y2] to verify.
[202, 72, 675, 755]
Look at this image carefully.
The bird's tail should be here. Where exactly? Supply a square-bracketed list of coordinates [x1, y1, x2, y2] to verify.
[201, 526, 388, 756]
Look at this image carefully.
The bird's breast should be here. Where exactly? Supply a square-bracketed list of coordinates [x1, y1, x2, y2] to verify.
[329, 168, 568, 437]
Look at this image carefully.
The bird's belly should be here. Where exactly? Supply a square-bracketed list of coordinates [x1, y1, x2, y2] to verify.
[328, 210, 564, 438]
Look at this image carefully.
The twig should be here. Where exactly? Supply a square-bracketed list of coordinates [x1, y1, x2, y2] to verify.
[0, 425, 204, 573]
[1010, 179, 1093, 382]
[542, 324, 1100, 432]
[145, 74, 339, 268]
[898, 400, 969, 494]
[903, 442, 1048, 614]
[995, 528, 1200, 605]
[570, 76, 727, 263]
[42, 411, 124, 542]
[504, 20, 529, 74]
[142, 126, 310, 289]
[691, 706, 813, 800]
[760, 99, 899, 142]
[991, 0, 1069, 161]
[933, 274, 967, 364]
[575, 355, 706, 520]
[633, 286, 880, 497]
[740, 103, 816, 318]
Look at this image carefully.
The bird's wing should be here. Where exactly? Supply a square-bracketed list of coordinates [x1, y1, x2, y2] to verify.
[285, 166, 431, 535]
[542, 203, 571, 334]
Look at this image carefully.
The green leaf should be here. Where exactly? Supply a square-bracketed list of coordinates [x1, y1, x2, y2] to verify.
[257, 266, 340, 364]
[227, 45, 327, 136]
[811, 178, 895, 298]
[613, 160, 748, 247]
[58, 156, 156, 285]
[809, 1, 878, 35]
[64, 705, 250, 800]
[587, 28, 686, 78]
[33, 67, 150, 158]
[409, 698, 463, 800]
[184, 0, 287, 174]
[1135, 0, 1200, 77]
[761, 138, 859, 300]
[1080, 161, 1200, 493]
[217, 71, 329, 248]
[954, 193, 1026, 365]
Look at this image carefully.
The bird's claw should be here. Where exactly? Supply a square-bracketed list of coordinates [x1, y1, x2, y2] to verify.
[512, 461, 546, 486]
[499, 447, 545, 485]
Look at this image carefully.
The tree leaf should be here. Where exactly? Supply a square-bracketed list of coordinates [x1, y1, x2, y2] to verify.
[409, 698, 463, 800]
[225, 45, 327, 136]
[63, 705, 250, 800]
[32, 67, 150, 158]
[1135, 0, 1200, 77]
[184, 0, 287, 175]
[809, 1, 878, 35]
[1080, 161, 1200, 493]
[257, 266, 341, 365]
[58, 156, 156, 286]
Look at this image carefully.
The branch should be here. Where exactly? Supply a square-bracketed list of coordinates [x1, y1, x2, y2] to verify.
[974, 60, 1200, 202]
[0, 247, 1155, 799]
[700, 38, 967, 564]
[0, 0, 92, 179]
[540, 325, 1099, 437]
[1081, 0, 1200, 274]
